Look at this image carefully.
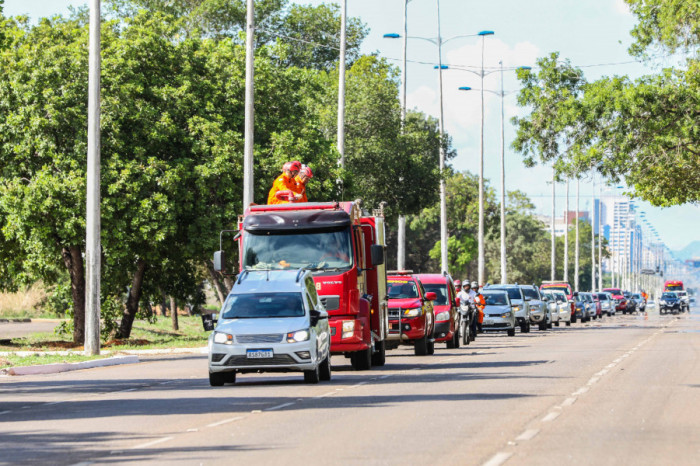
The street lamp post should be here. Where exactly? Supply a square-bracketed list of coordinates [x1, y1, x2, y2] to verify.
[337, 0, 347, 172]
[243, 0, 255, 209]
[397, 0, 409, 271]
[551, 166, 556, 281]
[477, 30, 494, 285]
[575, 178, 580, 292]
[564, 179, 569, 283]
[384, 21, 492, 275]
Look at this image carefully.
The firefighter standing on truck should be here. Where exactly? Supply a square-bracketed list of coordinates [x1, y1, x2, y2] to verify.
[291, 165, 313, 203]
[267, 161, 301, 204]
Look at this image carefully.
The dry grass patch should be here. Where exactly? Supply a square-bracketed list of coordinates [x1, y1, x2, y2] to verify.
[0, 284, 49, 318]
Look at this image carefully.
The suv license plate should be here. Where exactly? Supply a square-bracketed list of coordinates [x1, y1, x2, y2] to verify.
[247, 349, 273, 359]
[484, 319, 493, 326]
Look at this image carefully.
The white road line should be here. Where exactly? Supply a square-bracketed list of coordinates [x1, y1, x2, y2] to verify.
[351, 381, 369, 387]
[186, 428, 198, 432]
[128, 436, 174, 450]
[44, 401, 65, 406]
[265, 402, 295, 411]
[587, 376, 600, 386]
[515, 429, 540, 441]
[314, 392, 336, 399]
[483, 451, 513, 466]
[206, 416, 244, 428]
[561, 397, 577, 407]
[379, 374, 391, 379]
[541, 412, 560, 422]
[0, 410, 11, 415]
[572, 387, 589, 396]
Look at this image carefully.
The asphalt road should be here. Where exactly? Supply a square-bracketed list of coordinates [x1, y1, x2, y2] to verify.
[1, 307, 698, 465]
[0, 320, 61, 340]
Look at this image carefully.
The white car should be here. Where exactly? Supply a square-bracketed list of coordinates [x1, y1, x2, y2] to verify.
[542, 291, 561, 326]
[548, 290, 571, 326]
[677, 291, 690, 312]
[208, 269, 331, 386]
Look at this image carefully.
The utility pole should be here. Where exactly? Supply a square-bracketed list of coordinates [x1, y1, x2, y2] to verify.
[436, 0, 448, 274]
[575, 179, 580, 292]
[85, 0, 101, 356]
[591, 178, 596, 292]
[397, 0, 408, 270]
[499, 61, 507, 284]
[564, 179, 569, 283]
[242, 0, 255, 209]
[598, 183, 603, 290]
[551, 166, 556, 281]
[337, 0, 347, 172]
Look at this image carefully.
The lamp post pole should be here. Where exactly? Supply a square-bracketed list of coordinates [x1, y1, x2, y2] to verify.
[397, 0, 409, 270]
[575, 178, 580, 292]
[591, 177, 596, 292]
[85, 0, 101, 355]
[477, 33, 486, 285]
[499, 61, 507, 284]
[436, 0, 448, 274]
[551, 166, 556, 281]
[243, 0, 255, 209]
[564, 179, 569, 283]
[337, 0, 347, 172]
[598, 183, 603, 290]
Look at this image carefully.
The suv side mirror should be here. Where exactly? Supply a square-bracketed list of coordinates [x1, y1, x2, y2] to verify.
[425, 291, 437, 301]
[310, 309, 327, 327]
[371, 244, 384, 266]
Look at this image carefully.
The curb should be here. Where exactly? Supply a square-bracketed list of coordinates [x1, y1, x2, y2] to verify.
[0, 318, 32, 323]
[2, 355, 140, 376]
[0, 347, 208, 358]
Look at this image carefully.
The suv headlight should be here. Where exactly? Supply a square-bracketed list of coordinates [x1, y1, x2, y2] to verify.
[435, 311, 450, 321]
[511, 306, 521, 312]
[403, 308, 423, 318]
[501, 312, 512, 318]
[213, 332, 233, 345]
[287, 329, 310, 343]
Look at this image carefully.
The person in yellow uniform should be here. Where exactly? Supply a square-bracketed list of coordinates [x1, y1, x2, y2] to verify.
[291, 165, 313, 203]
[267, 161, 301, 204]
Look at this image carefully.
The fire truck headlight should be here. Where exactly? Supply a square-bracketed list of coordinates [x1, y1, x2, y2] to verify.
[341, 320, 355, 339]
[402, 308, 422, 318]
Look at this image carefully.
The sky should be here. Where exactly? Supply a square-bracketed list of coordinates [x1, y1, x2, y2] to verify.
[3, 0, 699, 252]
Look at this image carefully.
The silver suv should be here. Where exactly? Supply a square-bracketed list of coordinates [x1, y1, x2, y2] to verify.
[485, 284, 531, 333]
[520, 285, 550, 331]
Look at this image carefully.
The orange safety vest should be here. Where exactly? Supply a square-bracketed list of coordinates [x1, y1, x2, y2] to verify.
[267, 174, 297, 204]
[475, 293, 485, 323]
[291, 176, 308, 203]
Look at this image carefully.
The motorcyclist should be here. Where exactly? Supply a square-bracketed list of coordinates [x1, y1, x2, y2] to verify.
[291, 165, 313, 203]
[267, 161, 302, 204]
[458, 281, 475, 344]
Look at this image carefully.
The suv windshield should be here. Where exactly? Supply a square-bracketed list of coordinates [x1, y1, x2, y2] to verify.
[484, 292, 508, 306]
[243, 228, 352, 271]
[388, 280, 419, 299]
[489, 287, 522, 301]
[521, 287, 540, 300]
[423, 284, 448, 305]
[662, 292, 677, 299]
[222, 293, 304, 319]
[596, 293, 609, 301]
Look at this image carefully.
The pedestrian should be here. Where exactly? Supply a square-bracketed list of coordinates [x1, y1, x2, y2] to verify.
[267, 161, 301, 204]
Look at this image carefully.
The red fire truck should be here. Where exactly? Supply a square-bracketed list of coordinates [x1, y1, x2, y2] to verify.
[215, 201, 389, 370]
[664, 280, 684, 292]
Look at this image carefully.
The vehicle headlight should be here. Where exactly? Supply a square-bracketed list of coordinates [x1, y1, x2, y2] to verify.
[213, 332, 233, 345]
[287, 329, 310, 343]
[501, 312, 512, 318]
[511, 306, 520, 312]
[403, 308, 423, 318]
[435, 311, 450, 321]
[342, 320, 355, 339]
[659, 300, 666, 305]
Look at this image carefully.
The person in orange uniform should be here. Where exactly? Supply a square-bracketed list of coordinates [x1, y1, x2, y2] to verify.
[473, 282, 486, 334]
[291, 165, 313, 203]
[267, 161, 301, 204]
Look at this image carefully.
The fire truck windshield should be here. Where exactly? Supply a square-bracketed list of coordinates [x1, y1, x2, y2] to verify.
[243, 228, 353, 271]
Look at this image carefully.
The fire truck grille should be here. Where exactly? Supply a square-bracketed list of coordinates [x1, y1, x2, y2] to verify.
[388, 308, 401, 318]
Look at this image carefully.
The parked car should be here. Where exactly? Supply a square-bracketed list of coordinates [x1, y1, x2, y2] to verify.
[580, 292, 597, 321]
[485, 284, 531, 333]
[659, 291, 682, 315]
[603, 288, 627, 313]
[676, 291, 690, 312]
[208, 269, 332, 386]
[542, 291, 561, 326]
[591, 293, 603, 320]
[550, 290, 571, 326]
[415, 273, 461, 349]
[596, 292, 615, 316]
[481, 290, 516, 336]
[520, 285, 550, 330]
[387, 273, 436, 356]
[631, 293, 646, 313]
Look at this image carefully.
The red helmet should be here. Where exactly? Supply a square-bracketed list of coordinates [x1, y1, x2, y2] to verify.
[300, 165, 313, 179]
[283, 161, 302, 173]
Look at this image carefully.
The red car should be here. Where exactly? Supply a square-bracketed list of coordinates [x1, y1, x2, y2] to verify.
[603, 288, 626, 312]
[415, 273, 460, 349]
[386, 273, 436, 356]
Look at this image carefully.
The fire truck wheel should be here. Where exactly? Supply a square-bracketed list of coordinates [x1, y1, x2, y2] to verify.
[319, 355, 332, 381]
[350, 347, 372, 370]
[371, 341, 386, 367]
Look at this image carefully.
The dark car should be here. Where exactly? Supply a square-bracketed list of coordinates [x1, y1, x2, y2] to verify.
[659, 292, 681, 315]
[623, 291, 637, 314]
[572, 292, 587, 323]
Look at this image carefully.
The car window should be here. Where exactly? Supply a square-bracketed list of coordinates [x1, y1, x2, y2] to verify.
[388, 279, 419, 298]
[521, 287, 540, 300]
[484, 292, 508, 306]
[222, 293, 304, 318]
[489, 287, 522, 300]
[423, 283, 449, 306]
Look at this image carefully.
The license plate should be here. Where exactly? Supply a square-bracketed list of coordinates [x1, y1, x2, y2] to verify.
[246, 349, 273, 359]
[484, 319, 493, 325]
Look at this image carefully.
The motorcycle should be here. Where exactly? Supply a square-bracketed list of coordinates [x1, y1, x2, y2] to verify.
[459, 301, 476, 346]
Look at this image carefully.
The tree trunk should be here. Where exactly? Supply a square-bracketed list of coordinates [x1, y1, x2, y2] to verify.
[115, 259, 147, 339]
[205, 260, 228, 304]
[62, 245, 86, 345]
[160, 293, 168, 316]
[170, 296, 179, 330]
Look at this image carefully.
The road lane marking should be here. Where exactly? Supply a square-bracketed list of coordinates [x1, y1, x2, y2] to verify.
[515, 429, 539, 441]
[43, 401, 65, 406]
[265, 402, 295, 411]
[483, 452, 513, 466]
[129, 436, 174, 450]
[561, 397, 577, 407]
[379, 375, 391, 379]
[314, 392, 337, 399]
[186, 428, 198, 432]
[206, 416, 244, 427]
[541, 412, 560, 422]
[0, 410, 11, 415]
[572, 387, 589, 396]
[587, 376, 600, 385]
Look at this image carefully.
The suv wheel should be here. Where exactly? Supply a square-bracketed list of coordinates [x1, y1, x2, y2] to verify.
[507, 328, 515, 337]
[304, 365, 320, 384]
[319, 354, 332, 381]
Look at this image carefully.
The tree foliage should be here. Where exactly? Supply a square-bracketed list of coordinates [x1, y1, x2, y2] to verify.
[513, 1, 700, 207]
